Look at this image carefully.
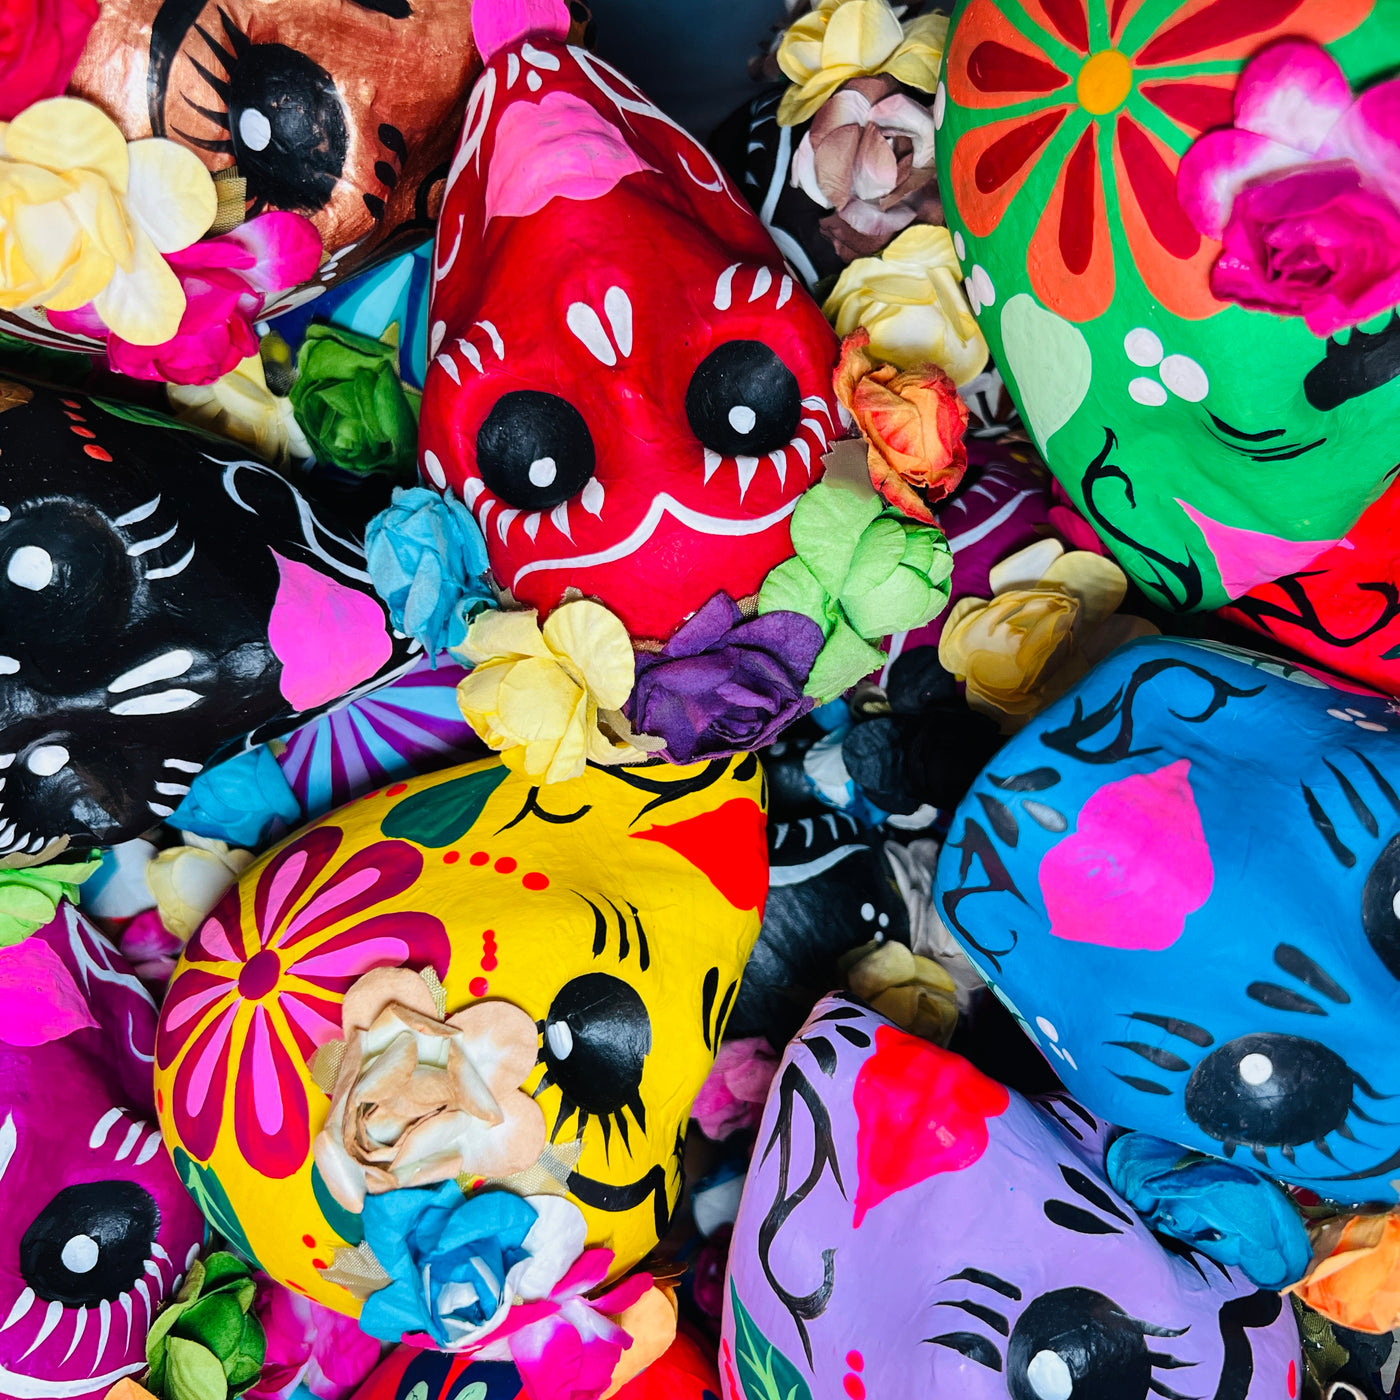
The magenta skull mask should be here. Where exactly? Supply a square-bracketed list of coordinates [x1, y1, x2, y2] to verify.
[0, 904, 204, 1400]
[721, 996, 1300, 1400]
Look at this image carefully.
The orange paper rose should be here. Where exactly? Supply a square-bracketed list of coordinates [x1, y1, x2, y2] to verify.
[834, 327, 968, 523]
[1289, 1212, 1400, 1333]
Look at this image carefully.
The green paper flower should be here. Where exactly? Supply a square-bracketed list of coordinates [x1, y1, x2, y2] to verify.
[0, 858, 101, 946]
[758, 478, 952, 702]
[289, 324, 419, 480]
[146, 1253, 266, 1400]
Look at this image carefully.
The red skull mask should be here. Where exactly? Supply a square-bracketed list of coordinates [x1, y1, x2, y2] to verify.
[418, 0, 842, 642]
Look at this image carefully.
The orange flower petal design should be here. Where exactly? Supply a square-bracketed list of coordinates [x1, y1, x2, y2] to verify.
[947, 0, 1071, 110]
[1139, 75, 1237, 136]
[1135, 0, 1375, 68]
[1028, 124, 1114, 322]
[1023, 0, 1090, 54]
[1112, 112, 1224, 320]
[951, 106, 1073, 237]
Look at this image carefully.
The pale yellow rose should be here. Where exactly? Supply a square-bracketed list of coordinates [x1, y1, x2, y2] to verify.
[0, 98, 215, 344]
[844, 939, 958, 1045]
[168, 354, 310, 465]
[777, 0, 946, 126]
[938, 537, 1156, 725]
[456, 600, 663, 785]
[824, 225, 989, 385]
[146, 834, 255, 941]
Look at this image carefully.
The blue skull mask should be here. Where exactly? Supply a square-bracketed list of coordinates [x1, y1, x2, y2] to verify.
[935, 635, 1400, 1204]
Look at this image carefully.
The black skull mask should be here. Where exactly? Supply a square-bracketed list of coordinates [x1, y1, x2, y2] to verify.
[0, 380, 410, 854]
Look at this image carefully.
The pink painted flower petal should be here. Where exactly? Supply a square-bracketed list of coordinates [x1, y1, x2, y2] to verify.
[234, 1002, 311, 1178]
[220, 213, 324, 296]
[171, 1005, 237, 1161]
[277, 840, 425, 949]
[1234, 39, 1352, 156]
[1321, 79, 1400, 207]
[189, 898, 248, 964]
[1177, 126, 1309, 237]
[1176, 498, 1341, 597]
[257, 830, 343, 942]
[157, 969, 237, 1062]
[472, 0, 570, 62]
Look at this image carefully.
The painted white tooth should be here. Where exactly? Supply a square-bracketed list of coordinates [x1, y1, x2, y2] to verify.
[478, 498, 496, 535]
[801, 416, 826, 437]
[134, 1280, 151, 1331]
[0, 1115, 13, 1187]
[154, 782, 188, 797]
[147, 543, 196, 579]
[60, 1304, 86, 1364]
[749, 267, 772, 302]
[94, 1299, 111, 1375]
[549, 501, 573, 540]
[603, 286, 632, 357]
[109, 689, 200, 716]
[2, 1288, 34, 1332]
[107, 652, 194, 694]
[735, 456, 759, 499]
[566, 302, 616, 366]
[9, 833, 27, 854]
[461, 478, 485, 508]
[24, 836, 42, 853]
[0, 657, 17, 675]
[119, 1293, 132, 1350]
[475, 319, 504, 358]
[0, 821, 16, 847]
[89, 1108, 123, 1150]
[837, 401, 855, 430]
[113, 496, 160, 527]
[713, 263, 739, 311]
[163, 759, 202, 773]
[185, 1244, 200, 1269]
[125, 523, 178, 557]
[151, 1244, 169, 1265]
[703, 448, 722, 484]
[777, 275, 793, 308]
[143, 1260, 160, 1280]
[148, 802, 174, 819]
[792, 437, 812, 473]
[0, 754, 14, 769]
[524, 512, 542, 542]
[768, 448, 788, 486]
[114, 1121, 143, 1162]
[580, 479, 605, 518]
[506, 51, 520, 86]
[434, 352, 461, 386]
[496, 508, 520, 544]
[20, 1299, 62, 1358]
[455, 338, 482, 373]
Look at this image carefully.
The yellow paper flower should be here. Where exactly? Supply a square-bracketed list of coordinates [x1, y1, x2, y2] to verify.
[938, 537, 1156, 725]
[777, 0, 947, 127]
[843, 939, 959, 1045]
[146, 834, 255, 941]
[456, 601, 661, 784]
[0, 97, 215, 345]
[168, 354, 309, 465]
[824, 225, 989, 385]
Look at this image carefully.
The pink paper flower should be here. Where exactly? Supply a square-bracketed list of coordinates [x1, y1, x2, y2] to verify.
[0, 0, 99, 120]
[1178, 39, 1400, 337]
[49, 212, 321, 384]
[690, 1037, 779, 1141]
[248, 1277, 382, 1400]
[117, 908, 184, 985]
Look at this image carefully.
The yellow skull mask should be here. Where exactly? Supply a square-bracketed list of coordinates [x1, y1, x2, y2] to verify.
[153, 753, 768, 1311]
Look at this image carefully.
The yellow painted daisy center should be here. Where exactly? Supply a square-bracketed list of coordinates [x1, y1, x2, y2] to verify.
[1077, 48, 1133, 114]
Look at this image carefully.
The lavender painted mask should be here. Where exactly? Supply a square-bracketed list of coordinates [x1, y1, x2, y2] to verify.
[721, 995, 1299, 1400]
[0, 903, 204, 1400]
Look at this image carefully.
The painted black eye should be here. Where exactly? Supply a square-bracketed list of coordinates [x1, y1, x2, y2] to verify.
[542, 973, 651, 1117]
[1184, 1033, 1351, 1146]
[1007, 1289, 1150, 1400]
[227, 45, 348, 213]
[685, 341, 801, 457]
[1362, 832, 1400, 978]
[20, 1181, 159, 1306]
[476, 391, 596, 511]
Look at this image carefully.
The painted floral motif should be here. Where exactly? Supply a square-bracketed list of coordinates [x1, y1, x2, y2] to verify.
[156, 826, 450, 1179]
[942, 0, 1373, 322]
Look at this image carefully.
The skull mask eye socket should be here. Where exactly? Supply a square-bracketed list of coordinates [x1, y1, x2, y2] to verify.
[1361, 832, 1400, 979]
[685, 341, 801, 458]
[20, 1180, 160, 1307]
[476, 391, 596, 511]
[1007, 1289, 1151, 1400]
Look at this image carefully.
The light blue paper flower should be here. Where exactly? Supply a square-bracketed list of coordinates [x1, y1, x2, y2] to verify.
[365, 487, 495, 659]
[169, 746, 301, 850]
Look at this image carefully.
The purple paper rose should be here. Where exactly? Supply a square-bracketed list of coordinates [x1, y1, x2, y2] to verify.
[628, 593, 824, 762]
[1178, 39, 1400, 337]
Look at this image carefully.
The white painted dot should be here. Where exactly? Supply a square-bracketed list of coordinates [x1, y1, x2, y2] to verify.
[7, 545, 52, 591]
[878, 912, 889, 928]
[1239, 1052, 1273, 1087]
[237, 108, 272, 153]
[526, 69, 543, 91]
[0, 657, 16, 675]
[953, 230, 966, 261]
[429, 320, 446, 357]
[1128, 376, 1168, 407]
[970, 264, 995, 309]
[1123, 327, 1163, 367]
[1346, 708, 1366, 717]
[1356, 720, 1389, 732]
[1391, 888, 1400, 921]
[546, 1021, 573, 1060]
[965, 277, 982, 316]
[1035, 1016, 1059, 1043]
[422, 450, 447, 489]
[933, 81, 947, 130]
[1027, 1349, 1073, 1400]
[728, 405, 757, 435]
[60, 1235, 99, 1274]
[1160, 353, 1209, 402]
[26, 744, 69, 777]
[528, 456, 557, 488]
[1327, 707, 1353, 721]
[860, 902, 876, 922]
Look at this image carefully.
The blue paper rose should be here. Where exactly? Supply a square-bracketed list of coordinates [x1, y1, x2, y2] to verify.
[169, 745, 301, 849]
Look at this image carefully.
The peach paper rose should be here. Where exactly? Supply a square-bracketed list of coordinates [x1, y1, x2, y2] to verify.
[1289, 1211, 1400, 1334]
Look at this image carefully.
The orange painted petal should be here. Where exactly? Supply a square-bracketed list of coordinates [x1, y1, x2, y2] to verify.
[1112, 112, 1224, 320]
[1022, 0, 1089, 53]
[951, 107, 1072, 237]
[1134, 0, 1374, 68]
[1028, 124, 1113, 323]
[947, 0, 1071, 110]
[1139, 75, 1237, 136]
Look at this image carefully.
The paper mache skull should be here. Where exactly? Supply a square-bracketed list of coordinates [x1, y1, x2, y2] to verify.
[721, 995, 1300, 1400]
[937, 0, 1400, 613]
[418, 0, 843, 643]
[0, 377, 411, 856]
[154, 751, 768, 1312]
[935, 633, 1400, 1204]
[0, 902, 205, 1400]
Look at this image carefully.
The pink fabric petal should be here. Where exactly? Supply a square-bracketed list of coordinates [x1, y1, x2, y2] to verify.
[45, 302, 107, 337]
[1321, 80, 1400, 207]
[0, 938, 98, 1045]
[1234, 39, 1352, 156]
[1177, 127, 1309, 237]
[220, 213, 324, 297]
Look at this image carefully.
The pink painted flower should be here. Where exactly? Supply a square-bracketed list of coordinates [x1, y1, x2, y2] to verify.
[155, 825, 450, 1180]
[690, 1036, 779, 1141]
[49, 212, 322, 384]
[1178, 40, 1400, 337]
[248, 1276, 383, 1400]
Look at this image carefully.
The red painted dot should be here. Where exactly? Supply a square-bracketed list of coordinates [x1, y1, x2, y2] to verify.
[494, 856, 517, 874]
[361, 789, 381, 801]
[83, 444, 112, 461]
[442, 850, 460, 864]
[470, 851, 489, 866]
[385, 782, 408, 795]
[481, 955, 498, 972]
[70, 426, 96, 439]
[311, 1258, 328, 1271]
[1287, 1361, 1297, 1398]
[846, 1353, 864, 1373]
[469, 976, 488, 996]
[237, 949, 281, 999]
[842, 1377, 864, 1400]
[302, 1235, 316, 1248]
[156, 1088, 164, 1113]
[522, 872, 549, 891]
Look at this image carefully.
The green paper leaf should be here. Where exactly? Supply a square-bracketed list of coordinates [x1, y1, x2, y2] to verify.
[165, 1337, 229, 1400]
[729, 1280, 812, 1400]
[381, 764, 509, 847]
[842, 517, 905, 598]
[757, 557, 835, 634]
[803, 622, 886, 703]
[198, 1254, 252, 1292]
[146, 1294, 192, 1371]
[0, 857, 102, 946]
[180, 1293, 247, 1355]
[223, 1314, 266, 1390]
[789, 484, 879, 597]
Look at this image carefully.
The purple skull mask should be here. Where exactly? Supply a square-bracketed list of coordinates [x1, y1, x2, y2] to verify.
[0, 904, 204, 1400]
[722, 996, 1300, 1400]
